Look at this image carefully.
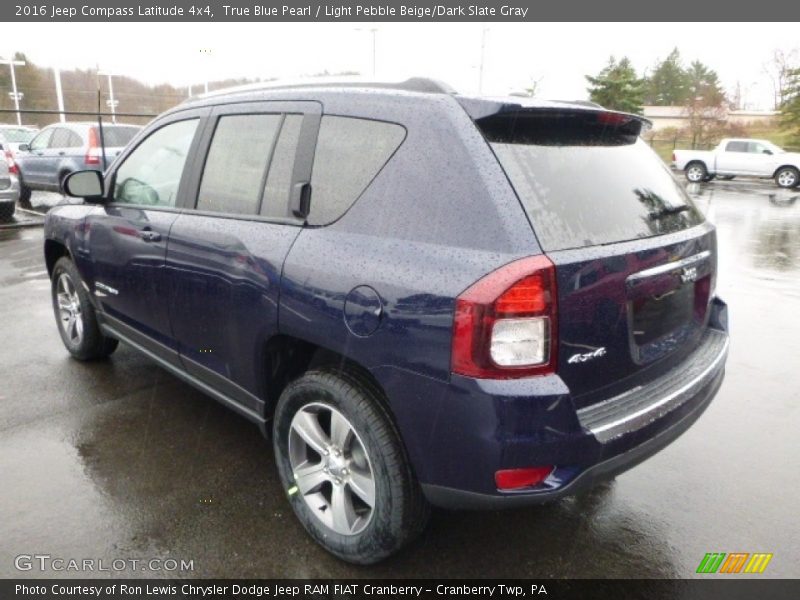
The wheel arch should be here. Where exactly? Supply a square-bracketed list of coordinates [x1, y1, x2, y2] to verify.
[685, 159, 708, 171]
[260, 334, 393, 426]
[44, 239, 72, 277]
[772, 164, 800, 178]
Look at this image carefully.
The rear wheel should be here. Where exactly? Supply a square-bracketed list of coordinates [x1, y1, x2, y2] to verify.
[775, 167, 800, 189]
[18, 178, 32, 209]
[0, 201, 14, 222]
[51, 257, 118, 360]
[58, 171, 72, 195]
[273, 368, 429, 564]
[685, 162, 707, 183]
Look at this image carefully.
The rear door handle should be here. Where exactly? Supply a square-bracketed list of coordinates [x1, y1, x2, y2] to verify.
[58, 151, 66, 156]
[139, 230, 162, 242]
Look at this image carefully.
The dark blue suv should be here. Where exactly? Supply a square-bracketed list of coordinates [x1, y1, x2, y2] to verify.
[44, 78, 729, 564]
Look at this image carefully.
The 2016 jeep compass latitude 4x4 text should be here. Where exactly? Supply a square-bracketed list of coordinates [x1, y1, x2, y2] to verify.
[44, 78, 729, 564]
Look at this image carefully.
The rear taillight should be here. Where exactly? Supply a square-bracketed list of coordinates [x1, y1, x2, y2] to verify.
[85, 128, 100, 165]
[671, 152, 676, 162]
[451, 255, 558, 379]
[495, 467, 554, 490]
[4, 150, 17, 174]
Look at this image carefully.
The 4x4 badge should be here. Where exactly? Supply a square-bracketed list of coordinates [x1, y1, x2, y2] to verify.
[681, 266, 698, 283]
[568, 347, 607, 364]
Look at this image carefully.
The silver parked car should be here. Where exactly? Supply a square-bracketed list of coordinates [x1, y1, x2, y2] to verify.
[0, 152, 20, 222]
[16, 122, 141, 205]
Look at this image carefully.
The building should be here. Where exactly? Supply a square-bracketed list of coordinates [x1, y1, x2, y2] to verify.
[642, 106, 778, 131]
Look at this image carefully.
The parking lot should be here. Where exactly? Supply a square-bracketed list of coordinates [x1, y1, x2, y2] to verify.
[0, 180, 798, 578]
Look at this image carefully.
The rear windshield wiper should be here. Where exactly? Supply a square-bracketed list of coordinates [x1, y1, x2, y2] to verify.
[649, 205, 691, 219]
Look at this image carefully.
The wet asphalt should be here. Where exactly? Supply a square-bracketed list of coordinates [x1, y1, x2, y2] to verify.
[0, 181, 798, 579]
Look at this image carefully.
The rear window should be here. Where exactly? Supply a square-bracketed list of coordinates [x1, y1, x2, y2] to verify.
[480, 111, 704, 252]
[100, 126, 139, 148]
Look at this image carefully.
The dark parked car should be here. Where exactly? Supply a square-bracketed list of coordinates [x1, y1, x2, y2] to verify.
[16, 122, 140, 205]
[44, 78, 729, 564]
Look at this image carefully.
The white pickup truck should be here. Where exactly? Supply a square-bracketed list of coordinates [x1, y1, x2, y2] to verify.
[673, 138, 800, 188]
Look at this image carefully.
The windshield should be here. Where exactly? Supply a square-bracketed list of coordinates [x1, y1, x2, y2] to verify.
[479, 111, 704, 252]
[0, 128, 37, 143]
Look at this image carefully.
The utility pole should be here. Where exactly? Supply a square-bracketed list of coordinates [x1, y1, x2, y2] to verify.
[478, 27, 489, 95]
[98, 70, 117, 123]
[54, 67, 66, 123]
[1, 56, 26, 125]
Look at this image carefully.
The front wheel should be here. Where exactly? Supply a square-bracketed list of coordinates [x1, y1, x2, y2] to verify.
[775, 167, 800, 189]
[51, 257, 118, 360]
[685, 162, 708, 183]
[273, 369, 429, 564]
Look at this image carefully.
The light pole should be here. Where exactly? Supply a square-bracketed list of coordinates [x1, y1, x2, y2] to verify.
[54, 67, 66, 123]
[98, 70, 117, 123]
[1, 56, 26, 125]
[355, 28, 378, 77]
[478, 27, 489, 95]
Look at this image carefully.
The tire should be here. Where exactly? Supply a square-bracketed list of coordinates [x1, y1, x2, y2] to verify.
[775, 167, 800, 189]
[273, 368, 429, 564]
[58, 171, 72, 195]
[51, 257, 118, 360]
[685, 162, 708, 183]
[18, 178, 32, 209]
[0, 201, 14, 223]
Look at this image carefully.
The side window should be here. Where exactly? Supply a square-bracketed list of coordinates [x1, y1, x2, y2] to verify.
[725, 141, 747, 152]
[66, 130, 83, 148]
[261, 114, 303, 217]
[29, 129, 52, 151]
[113, 119, 199, 207]
[197, 114, 281, 215]
[749, 142, 768, 154]
[49, 128, 71, 149]
[309, 116, 405, 226]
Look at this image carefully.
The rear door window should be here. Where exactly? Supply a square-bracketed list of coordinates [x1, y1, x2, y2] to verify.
[49, 128, 72, 149]
[725, 141, 748, 152]
[308, 116, 405, 225]
[197, 114, 282, 216]
[481, 111, 703, 251]
[102, 126, 140, 147]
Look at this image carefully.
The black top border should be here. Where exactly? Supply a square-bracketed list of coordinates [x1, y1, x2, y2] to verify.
[2, 0, 798, 22]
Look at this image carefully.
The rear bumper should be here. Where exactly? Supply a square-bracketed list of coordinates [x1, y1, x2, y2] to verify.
[0, 176, 19, 203]
[422, 364, 723, 509]
[380, 298, 729, 510]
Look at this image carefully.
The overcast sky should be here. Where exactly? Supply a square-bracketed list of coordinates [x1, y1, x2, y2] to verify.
[3, 22, 797, 109]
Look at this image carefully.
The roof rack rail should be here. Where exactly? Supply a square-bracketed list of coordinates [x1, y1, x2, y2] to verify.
[191, 77, 457, 101]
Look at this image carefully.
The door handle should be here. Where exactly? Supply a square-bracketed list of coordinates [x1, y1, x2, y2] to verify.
[58, 151, 66, 156]
[139, 230, 162, 242]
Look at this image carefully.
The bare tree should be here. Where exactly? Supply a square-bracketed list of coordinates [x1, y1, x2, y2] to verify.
[763, 48, 799, 110]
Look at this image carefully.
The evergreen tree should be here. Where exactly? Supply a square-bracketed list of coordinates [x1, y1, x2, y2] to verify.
[645, 48, 690, 105]
[780, 67, 800, 144]
[685, 60, 726, 106]
[586, 56, 645, 114]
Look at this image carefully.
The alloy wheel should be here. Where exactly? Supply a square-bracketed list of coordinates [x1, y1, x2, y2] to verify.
[288, 402, 376, 536]
[56, 273, 83, 345]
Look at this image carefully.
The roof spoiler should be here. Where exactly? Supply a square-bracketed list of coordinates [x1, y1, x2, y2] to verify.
[457, 96, 652, 133]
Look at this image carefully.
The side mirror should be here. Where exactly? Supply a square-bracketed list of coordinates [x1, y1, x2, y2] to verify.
[18, 143, 29, 152]
[64, 170, 104, 200]
[763, 149, 773, 155]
